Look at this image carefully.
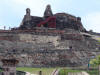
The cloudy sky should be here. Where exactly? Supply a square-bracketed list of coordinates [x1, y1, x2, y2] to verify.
[0, 0, 100, 32]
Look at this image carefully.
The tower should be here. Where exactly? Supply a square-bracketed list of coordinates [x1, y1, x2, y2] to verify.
[19, 8, 32, 29]
[44, 5, 53, 18]
[25, 8, 31, 21]
[26, 8, 31, 16]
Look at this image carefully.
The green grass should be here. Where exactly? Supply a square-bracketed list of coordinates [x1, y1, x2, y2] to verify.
[16, 67, 99, 75]
[59, 68, 99, 75]
[87, 70, 99, 75]
[59, 69, 82, 75]
[16, 67, 55, 75]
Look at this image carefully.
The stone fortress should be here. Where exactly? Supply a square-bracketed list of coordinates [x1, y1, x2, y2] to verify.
[0, 5, 100, 67]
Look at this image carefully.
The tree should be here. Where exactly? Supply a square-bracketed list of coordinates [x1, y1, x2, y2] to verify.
[90, 55, 100, 75]
[90, 59, 98, 65]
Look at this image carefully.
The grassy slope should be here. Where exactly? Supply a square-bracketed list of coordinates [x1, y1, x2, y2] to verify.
[16, 67, 55, 75]
[87, 70, 99, 75]
[59, 69, 99, 75]
[59, 69, 81, 75]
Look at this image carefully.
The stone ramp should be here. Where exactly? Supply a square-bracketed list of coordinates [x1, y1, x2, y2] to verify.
[51, 69, 60, 75]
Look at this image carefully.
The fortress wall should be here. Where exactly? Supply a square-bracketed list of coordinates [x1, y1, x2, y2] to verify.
[0, 50, 78, 67]
[3, 50, 97, 67]
[0, 32, 97, 50]
[0, 33, 19, 41]
[0, 32, 92, 50]
[0, 32, 61, 50]
[18, 34, 61, 46]
[0, 32, 60, 46]
[0, 32, 99, 67]
[0, 29, 83, 43]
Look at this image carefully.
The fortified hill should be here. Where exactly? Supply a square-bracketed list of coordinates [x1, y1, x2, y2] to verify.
[18, 5, 86, 32]
[0, 5, 100, 67]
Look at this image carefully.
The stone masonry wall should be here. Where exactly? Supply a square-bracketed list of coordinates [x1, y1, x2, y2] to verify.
[0, 31, 99, 67]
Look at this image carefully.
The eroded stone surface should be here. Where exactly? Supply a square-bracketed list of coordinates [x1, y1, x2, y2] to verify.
[0, 29, 99, 67]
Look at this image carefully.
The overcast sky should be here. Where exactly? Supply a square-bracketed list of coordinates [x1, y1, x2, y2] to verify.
[0, 0, 100, 32]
